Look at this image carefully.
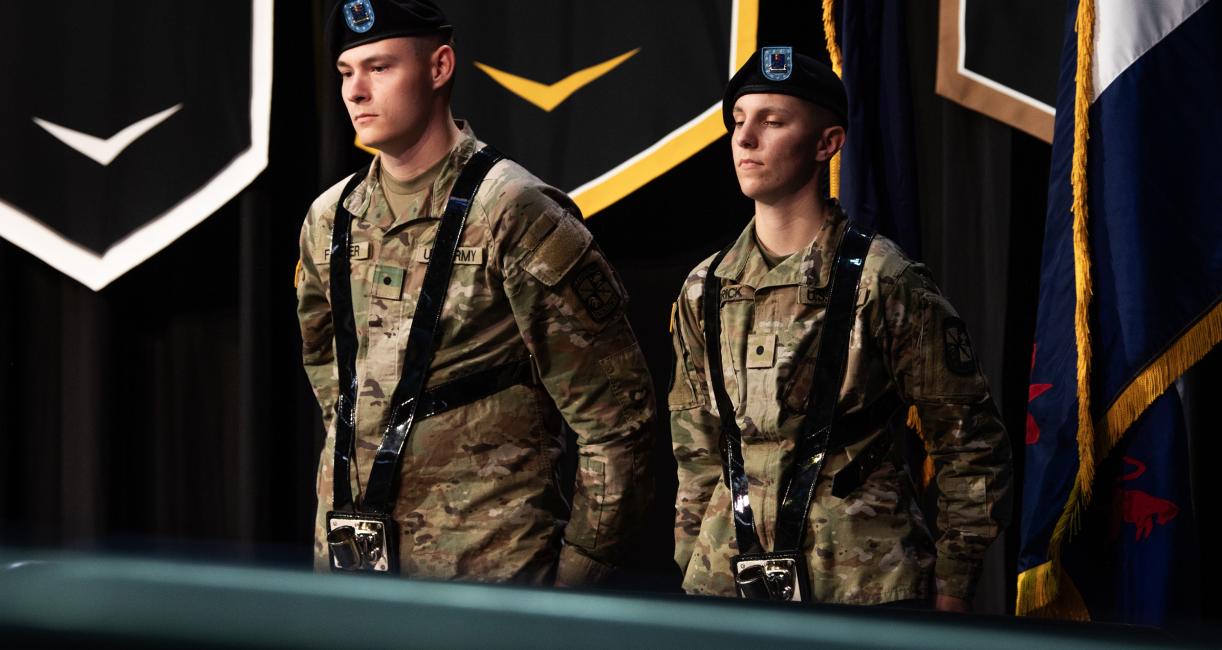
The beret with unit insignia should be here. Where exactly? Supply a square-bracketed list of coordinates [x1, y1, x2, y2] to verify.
[327, 0, 453, 63]
[722, 46, 848, 131]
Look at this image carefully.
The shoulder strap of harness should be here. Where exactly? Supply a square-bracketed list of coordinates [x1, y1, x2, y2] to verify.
[329, 164, 373, 512]
[703, 221, 875, 555]
[702, 243, 763, 556]
[773, 221, 874, 551]
[330, 146, 504, 514]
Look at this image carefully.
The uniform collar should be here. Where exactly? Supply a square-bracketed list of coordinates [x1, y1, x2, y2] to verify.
[713, 200, 850, 293]
[341, 121, 481, 232]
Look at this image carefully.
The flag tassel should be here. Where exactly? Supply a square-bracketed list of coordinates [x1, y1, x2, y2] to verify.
[821, 0, 842, 198]
[906, 405, 935, 490]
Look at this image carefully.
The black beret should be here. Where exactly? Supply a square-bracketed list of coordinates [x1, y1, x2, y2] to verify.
[722, 46, 848, 131]
[327, 0, 453, 63]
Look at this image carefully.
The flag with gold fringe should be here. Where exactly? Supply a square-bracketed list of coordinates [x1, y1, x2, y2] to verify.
[1018, 0, 1220, 626]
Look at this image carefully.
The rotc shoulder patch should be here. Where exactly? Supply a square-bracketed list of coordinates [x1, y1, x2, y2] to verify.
[572, 263, 622, 323]
[942, 317, 977, 376]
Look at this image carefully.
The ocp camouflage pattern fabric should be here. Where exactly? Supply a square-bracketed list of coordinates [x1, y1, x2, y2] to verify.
[297, 124, 654, 586]
[670, 205, 1011, 603]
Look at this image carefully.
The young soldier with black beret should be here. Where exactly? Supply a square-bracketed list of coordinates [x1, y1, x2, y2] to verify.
[669, 47, 1012, 610]
[297, 0, 655, 587]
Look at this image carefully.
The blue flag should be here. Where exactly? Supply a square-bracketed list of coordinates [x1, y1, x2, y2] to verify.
[833, 0, 921, 258]
[1018, 0, 1221, 626]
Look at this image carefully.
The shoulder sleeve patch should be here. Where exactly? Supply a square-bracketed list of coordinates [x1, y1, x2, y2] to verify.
[522, 214, 593, 287]
[942, 316, 977, 376]
[910, 291, 989, 402]
[572, 261, 623, 323]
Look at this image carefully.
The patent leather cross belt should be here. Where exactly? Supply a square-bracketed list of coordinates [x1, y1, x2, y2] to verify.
[702, 221, 876, 600]
[328, 146, 506, 517]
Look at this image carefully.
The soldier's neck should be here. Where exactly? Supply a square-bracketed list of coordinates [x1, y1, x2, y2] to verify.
[753, 182, 829, 257]
[378, 109, 462, 183]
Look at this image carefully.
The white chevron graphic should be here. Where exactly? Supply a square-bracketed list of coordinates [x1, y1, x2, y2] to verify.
[32, 103, 183, 166]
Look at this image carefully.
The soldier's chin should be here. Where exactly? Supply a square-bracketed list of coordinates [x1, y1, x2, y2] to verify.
[736, 178, 771, 201]
[354, 128, 389, 151]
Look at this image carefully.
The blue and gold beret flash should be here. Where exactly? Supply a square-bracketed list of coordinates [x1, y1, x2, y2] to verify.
[327, 0, 453, 63]
[722, 46, 848, 131]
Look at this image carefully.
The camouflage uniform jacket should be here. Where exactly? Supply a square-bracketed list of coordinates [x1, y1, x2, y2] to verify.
[669, 205, 1012, 603]
[297, 124, 655, 586]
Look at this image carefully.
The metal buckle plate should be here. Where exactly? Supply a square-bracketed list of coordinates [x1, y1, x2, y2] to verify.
[326, 511, 398, 574]
[732, 551, 809, 602]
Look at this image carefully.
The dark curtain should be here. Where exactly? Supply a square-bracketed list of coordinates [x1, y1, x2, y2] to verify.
[3, 0, 1214, 621]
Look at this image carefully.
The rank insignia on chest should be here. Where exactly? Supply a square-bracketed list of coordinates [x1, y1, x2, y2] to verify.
[572, 262, 622, 322]
[942, 317, 977, 375]
[373, 264, 405, 300]
[747, 333, 778, 368]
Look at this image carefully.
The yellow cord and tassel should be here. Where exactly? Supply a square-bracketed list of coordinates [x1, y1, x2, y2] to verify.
[905, 405, 935, 491]
[821, 0, 843, 198]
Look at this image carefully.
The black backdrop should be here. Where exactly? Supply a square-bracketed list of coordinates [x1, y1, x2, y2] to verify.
[2, 1, 1217, 621]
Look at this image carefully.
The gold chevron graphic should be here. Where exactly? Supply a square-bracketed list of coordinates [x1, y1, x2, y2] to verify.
[474, 48, 640, 112]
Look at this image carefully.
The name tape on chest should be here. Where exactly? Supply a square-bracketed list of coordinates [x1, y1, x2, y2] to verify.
[720, 284, 755, 304]
[800, 284, 828, 307]
[415, 246, 485, 265]
[316, 239, 371, 264]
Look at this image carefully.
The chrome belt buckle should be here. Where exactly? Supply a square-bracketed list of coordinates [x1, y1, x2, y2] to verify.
[326, 511, 399, 574]
[731, 550, 809, 602]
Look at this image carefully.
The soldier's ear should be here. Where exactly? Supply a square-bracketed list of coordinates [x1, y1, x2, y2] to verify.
[814, 125, 845, 163]
[432, 44, 456, 92]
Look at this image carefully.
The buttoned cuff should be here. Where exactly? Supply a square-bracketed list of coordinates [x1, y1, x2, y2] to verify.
[556, 545, 617, 587]
[934, 557, 982, 600]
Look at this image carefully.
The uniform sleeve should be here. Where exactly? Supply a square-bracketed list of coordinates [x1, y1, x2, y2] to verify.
[296, 211, 339, 430]
[668, 286, 723, 573]
[876, 263, 1014, 601]
[491, 187, 656, 587]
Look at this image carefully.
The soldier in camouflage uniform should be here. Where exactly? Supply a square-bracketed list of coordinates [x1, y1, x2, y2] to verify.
[670, 48, 1012, 609]
[297, 0, 654, 586]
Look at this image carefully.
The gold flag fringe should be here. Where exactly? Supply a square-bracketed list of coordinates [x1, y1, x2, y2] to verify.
[1016, 0, 1096, 618]
[1098, 302, 1222, 452]
[1017, 562, 1091, 621]
[821, 0, 842, 198]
